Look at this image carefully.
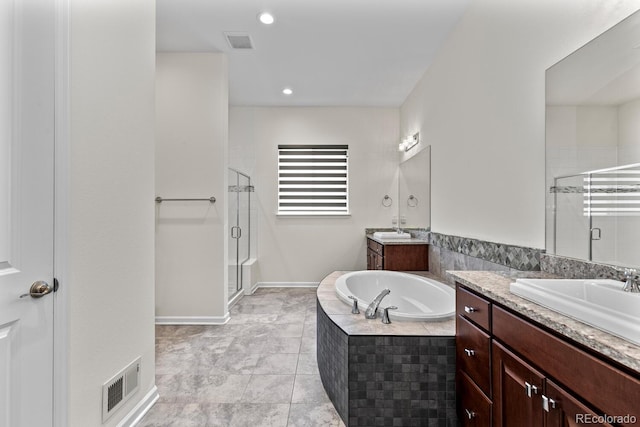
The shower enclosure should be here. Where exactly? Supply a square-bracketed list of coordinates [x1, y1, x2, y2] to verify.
[228, 168, 254, 302]
[550, 163, 640, 267]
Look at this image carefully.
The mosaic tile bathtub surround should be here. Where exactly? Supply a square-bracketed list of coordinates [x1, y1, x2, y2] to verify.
[317, 301, 457, 427]
[540, 253, 634, 281]
[317, 300, 349, 421]
[429, 232, 544, 271]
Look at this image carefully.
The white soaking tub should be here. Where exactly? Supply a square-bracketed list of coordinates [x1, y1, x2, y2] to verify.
[335, 270, 455, 321]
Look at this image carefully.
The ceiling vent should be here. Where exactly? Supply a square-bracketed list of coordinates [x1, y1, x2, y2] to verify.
[225, 32, 254, 50]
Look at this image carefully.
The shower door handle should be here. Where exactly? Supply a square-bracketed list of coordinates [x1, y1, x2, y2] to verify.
[231, 226, 242, 239]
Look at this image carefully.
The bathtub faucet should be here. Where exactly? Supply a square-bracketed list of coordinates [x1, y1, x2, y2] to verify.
[365, 289, 391, 319]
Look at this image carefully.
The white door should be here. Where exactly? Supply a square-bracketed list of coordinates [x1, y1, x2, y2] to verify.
[0, 0, 56, 426]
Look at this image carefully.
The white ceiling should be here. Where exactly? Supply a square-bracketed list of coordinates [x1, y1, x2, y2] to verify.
[156, 0, 470, 107]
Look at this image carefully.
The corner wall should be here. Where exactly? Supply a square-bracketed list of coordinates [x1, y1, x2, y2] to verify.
[155, 53, 229, 320]
[400, 0, 640, 249]
[67, 1, 156, 425]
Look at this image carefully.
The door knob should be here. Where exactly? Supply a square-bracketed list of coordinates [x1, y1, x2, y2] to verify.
[20, 281, 53, 299]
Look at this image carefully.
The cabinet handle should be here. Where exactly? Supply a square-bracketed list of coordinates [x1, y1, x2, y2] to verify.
[464, 306, 477, 313]
[524, 382, 538, 398]
[465, 409, 476, 420]
[542, 395, 556, 412]
[464, 348, 475, 357]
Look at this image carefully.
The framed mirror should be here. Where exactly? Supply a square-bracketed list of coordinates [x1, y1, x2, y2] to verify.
[546, 10, 640, 268]
[398, 145, 430, 230]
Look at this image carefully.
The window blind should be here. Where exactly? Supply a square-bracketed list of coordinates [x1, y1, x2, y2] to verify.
[277, 144, 349, 215]
[583, 169, 640, 216]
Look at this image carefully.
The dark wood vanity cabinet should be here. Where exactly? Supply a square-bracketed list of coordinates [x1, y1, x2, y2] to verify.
[492, 341, 544, 427]
[366, 237, 428, 271]
[456, 287, 493, 426]
[367, 239, 384, 270]
[456, 283, 639, 427]
[544, 380, 613, 427]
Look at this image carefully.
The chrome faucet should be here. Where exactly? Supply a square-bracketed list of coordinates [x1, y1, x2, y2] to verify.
[348, 295, 360, 314]
[365, 289, 391, 319]
[381, 306, 398, 324]
[622, 268, 640, 293]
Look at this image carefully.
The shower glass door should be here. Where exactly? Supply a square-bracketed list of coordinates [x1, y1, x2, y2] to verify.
[228, 168, 251, 302]
[552, 163, 640, 266]
[553, 174, 590, 261]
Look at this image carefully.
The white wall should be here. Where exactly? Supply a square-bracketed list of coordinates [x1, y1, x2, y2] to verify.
[229, 107, 399, 283]
[400, 0, 640, 249]
[614, 98, 640, 266]
[67, 1, 156, 425]
[545, 98, 640, 265]
[618, 98, 640, 163]
[155, 53, 229, 320]
[546, 105, 618, 260]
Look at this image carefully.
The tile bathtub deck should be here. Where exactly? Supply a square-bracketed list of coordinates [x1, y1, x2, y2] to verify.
[139, 288, 345, 427]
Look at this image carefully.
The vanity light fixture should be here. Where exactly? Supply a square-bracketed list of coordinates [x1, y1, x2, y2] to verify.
[282, 87, 293, 95]
[258, 12, 275, 25]
[398, 132, 419, 152]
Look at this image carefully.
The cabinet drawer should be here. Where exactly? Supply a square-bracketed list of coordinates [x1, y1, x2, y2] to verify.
[458, 370, 492, 427]
[456, 285, 491, 331]
[457, 315, 491, 397]
[493, 305, 640, 426]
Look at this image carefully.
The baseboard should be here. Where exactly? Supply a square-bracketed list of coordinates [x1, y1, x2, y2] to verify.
[155, 314, 230, 325]
[228, 290, 244, 308]
[256, 282, 319, 288]
[245, 281, 259, 295]
[118, 385, 159, 427]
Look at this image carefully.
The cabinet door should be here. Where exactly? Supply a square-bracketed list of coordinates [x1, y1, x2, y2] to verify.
[374, 252, 384, 270]
[544, 380, 613, 427]
[492, 341, 544, 427]
[366, 248, 374, 270]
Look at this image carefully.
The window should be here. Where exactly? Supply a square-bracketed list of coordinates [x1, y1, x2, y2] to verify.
[583, 166, 640, 217]
[277, 144, 349, 215]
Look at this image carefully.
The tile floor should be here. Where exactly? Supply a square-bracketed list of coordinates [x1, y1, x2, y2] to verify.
[139, 287, 345, 427]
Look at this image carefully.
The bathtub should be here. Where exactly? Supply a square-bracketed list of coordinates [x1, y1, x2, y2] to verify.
[335, 270, 455, 321]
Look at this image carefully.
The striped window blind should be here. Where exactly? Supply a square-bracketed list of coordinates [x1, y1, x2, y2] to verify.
[277, 144, 349, 215]
[583, 168, 640, 216]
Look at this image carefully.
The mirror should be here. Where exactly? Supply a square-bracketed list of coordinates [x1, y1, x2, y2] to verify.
[398, 145, 430, 230]
[546, 10, 640, 268]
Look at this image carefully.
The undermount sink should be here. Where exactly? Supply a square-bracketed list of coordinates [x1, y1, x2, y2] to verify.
[373, 231, 411, 239]
[510, 278, 640, 346]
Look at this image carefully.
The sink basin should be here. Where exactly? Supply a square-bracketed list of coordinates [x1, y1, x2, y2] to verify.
[510, 278, 640, 345]
[373, 231, 411, 239]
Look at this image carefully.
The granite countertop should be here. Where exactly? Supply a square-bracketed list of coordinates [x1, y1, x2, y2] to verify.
[316, 271, 455, 336]
[448, 270, 640, 373]
[366, 233, 429, 246]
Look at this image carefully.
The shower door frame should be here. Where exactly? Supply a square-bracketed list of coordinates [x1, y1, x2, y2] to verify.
[228, 168, 252, 302]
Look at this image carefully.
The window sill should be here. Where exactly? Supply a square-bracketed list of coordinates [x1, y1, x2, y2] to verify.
[276, 212, 351, 218]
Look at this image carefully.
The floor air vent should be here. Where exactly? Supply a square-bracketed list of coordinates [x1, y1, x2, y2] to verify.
[102, 357, 141, 423]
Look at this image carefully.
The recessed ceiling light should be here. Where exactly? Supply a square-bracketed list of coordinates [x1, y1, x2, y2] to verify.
[258, 12, 275, 25]
[282, 88, 293, 95]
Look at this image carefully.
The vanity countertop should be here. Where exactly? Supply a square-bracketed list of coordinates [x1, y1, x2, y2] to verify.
[317, 271, 455, 336]
[448, 270, 640, 373]
[366, 233, 429, 246]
